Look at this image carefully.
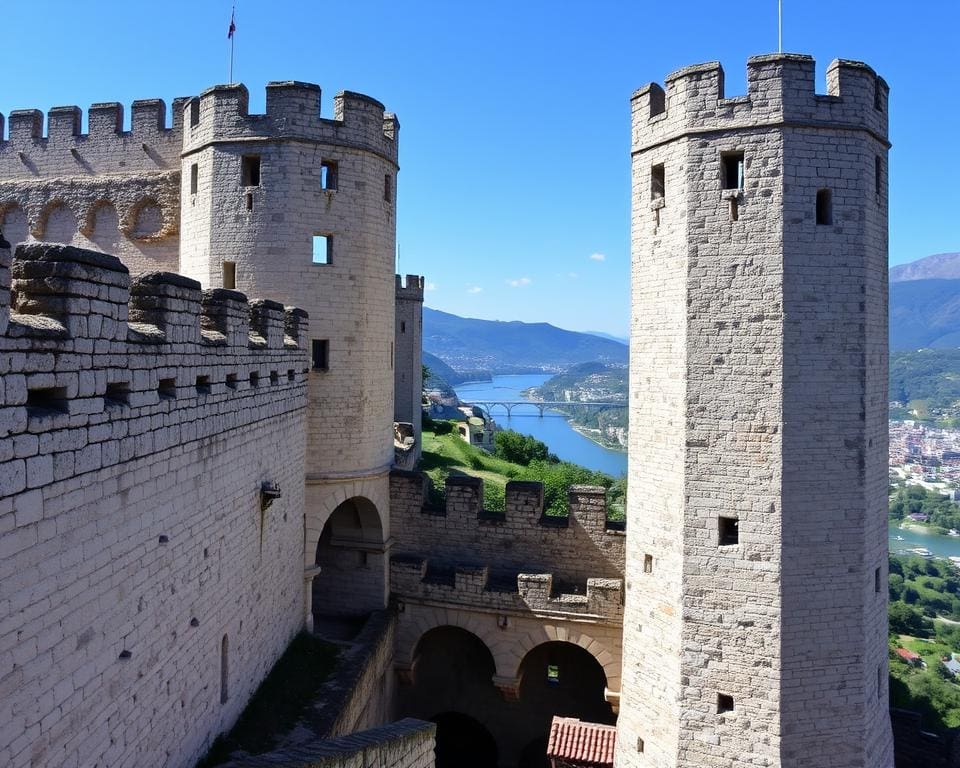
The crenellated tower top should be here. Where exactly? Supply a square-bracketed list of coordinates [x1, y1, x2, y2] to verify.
[631, 54, 889, 154]
[182, 81, 399, 165]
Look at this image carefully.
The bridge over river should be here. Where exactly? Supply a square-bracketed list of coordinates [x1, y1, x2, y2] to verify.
[471, 400, 627, 417]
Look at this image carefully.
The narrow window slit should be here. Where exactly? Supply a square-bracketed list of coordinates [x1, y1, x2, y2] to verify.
[321, 160, 338, 190]
[816, 189, 832, 225]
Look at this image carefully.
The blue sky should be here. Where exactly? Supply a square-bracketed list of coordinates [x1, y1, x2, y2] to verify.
[2, 1, 957, 335]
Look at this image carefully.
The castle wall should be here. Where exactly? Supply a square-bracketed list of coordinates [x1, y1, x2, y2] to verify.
[390, 472, 624, 586]
[0, 100, 184, 274]
[0, 243, 309, 768]
[617, 55, 893, 768]
[395, 274, 424, 458]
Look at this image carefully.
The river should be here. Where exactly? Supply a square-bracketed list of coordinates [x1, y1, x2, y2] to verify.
[454, 374, 628, 477]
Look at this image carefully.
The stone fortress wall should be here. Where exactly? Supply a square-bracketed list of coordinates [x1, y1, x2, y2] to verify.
[0, 242, 309, 768]
[0, 99, 186, 275]
[617, 54, 893, 768]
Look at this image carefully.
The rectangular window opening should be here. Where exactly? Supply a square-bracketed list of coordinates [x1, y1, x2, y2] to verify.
[312, 235, 332, 265]
[729, 197, 739, 222]
[643, 554, 653, 574]
[874, 79, 883, 111]
[722, 151, 745, 190]
[269, 370, 279, 385]
[158, 378, 176, 400]
[650, 163, 665, 201]
[245, 192, 253, 211]
[321, 160, 338, 190]
[637, 738, 645, 754]
[195, 375, 211, 395]
[875, 156, 882, 197]
[104, 381, 130, 408]
[189, 100, 200, 127]
[241, 155, 261, 187]
[875, 566, 881, 594]
[249, 371, 260, 388]
[717, 694, 734, 714]
[400, 320, 406, 333]
[312, 339, 329, 371]
[546, 664, 560, 686]
[27, 386, 68, 418]
[816, 189, 833, 225]
[287, 369, 295, 382]
[384, 174, 393, 202]
[222, 261, 236, 290]
[225, 373, 238, 390]
[190, 163, 198, 195]
[718, 516, 739, 546]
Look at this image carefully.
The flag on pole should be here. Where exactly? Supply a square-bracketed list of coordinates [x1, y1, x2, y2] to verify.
[228, 6, 236, 39]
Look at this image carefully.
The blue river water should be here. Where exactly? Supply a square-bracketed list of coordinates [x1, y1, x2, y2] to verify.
[454, 374, 628, 478]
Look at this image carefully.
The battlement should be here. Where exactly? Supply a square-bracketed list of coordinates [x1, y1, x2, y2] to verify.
[0, 242, 308, 497]
[395, 273, 425, 300]
[390, 556, 623, 621]
[632, 54, 889, 153]
[389, 470, 625, 589]
[182, 81, 398, 164]
[0, 97, 187, 178]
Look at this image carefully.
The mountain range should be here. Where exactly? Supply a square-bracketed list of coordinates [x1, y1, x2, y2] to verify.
[890, 253, 960, 350]
[422, 307, 628, 375]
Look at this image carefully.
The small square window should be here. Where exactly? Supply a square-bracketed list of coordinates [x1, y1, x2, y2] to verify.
[651, 164, 665, 200]
[158, 377, 176, 399]
[241, 155, 261, 187]
[321, 160, 338, 190]
[312, 235, 332, 265]
[643, 554, 653, 574]
[722, 152, 745, 190]
[312, 339, 329, 371]
[195, 375, 211, 395]
[104, 381, 129, 409]
[719, 516, 739, 546]
[717, 694, 734, 714]
[249, 371, 260, 387]
[190, 163, 198, 194]
[225, 373, 238, 390]
[27, 386, 68, 418]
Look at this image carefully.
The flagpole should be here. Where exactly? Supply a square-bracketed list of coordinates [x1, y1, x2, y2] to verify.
[229, 35, 234, 83]
[778, 0, 783, 53]
[228, 3, 236, 84]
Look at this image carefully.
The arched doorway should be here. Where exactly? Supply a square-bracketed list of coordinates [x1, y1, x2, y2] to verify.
[432, 712, 498, 768]
[311, 497, 386, 626]
[398, 626, 502, 766]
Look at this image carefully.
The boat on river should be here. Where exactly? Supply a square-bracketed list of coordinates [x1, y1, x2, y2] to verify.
[909, 547, 933, 557]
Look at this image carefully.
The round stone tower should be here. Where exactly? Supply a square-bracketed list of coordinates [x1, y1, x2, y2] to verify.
[616, 55, 893, 767]
[179, 82, 399, 626]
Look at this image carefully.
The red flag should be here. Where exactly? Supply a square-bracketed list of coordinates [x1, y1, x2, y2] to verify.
[228, 8, 236, 39]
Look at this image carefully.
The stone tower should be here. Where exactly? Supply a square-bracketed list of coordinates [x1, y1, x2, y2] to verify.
[179, 82, 400, 623]
[616, 55, 893, 767]
[395, 273, 424, 460]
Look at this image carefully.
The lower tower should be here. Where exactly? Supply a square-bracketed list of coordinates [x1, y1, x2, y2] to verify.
[616, 55, 893, 767]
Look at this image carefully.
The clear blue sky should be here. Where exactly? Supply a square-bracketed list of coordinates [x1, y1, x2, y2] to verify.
[2, 1, 957, 335]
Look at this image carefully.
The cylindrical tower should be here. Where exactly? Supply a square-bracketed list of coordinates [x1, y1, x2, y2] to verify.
[616, 55, 893, 767]
[179, 82, 399, 625]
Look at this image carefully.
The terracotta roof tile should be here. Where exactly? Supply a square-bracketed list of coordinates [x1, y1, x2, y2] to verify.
[546, 717, 617, 766]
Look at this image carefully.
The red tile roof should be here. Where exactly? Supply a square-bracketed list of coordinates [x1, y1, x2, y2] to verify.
[897, 647, 921, 662]
[546, 717, 617, 767]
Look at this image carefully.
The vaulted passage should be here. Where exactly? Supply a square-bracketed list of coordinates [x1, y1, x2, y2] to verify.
[397, 627, 615, 768]
[312, 496, 386, 622]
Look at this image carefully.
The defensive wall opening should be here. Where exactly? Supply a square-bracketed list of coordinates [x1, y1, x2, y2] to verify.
[398, 626, 615, 768]
[312, 496, 387, 633]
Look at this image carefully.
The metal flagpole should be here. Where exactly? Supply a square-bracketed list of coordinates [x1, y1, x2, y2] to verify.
[778, 0, 783, 53]
[228, 4, 236, 83]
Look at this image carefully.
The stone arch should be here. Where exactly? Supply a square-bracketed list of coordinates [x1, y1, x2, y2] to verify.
[311, 495, 387, 620]
[120, 196, 176, 242]
[396, 605, 514, 681]
[0, 203, 29, 247]
[34, 200, 78, 243]
[431, 711, 499, 768]
[304, 475, 391, 565]
[515, 640, 613, 722]
[510, 624, 620, 692]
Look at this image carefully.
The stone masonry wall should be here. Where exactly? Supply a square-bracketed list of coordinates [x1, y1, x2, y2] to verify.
[0, 99, 185, 274]
[221, 718, 436, 768]
[0, 243, 309, 768]
[390, 471, 624, 588]
[617, 55, 893, 768]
